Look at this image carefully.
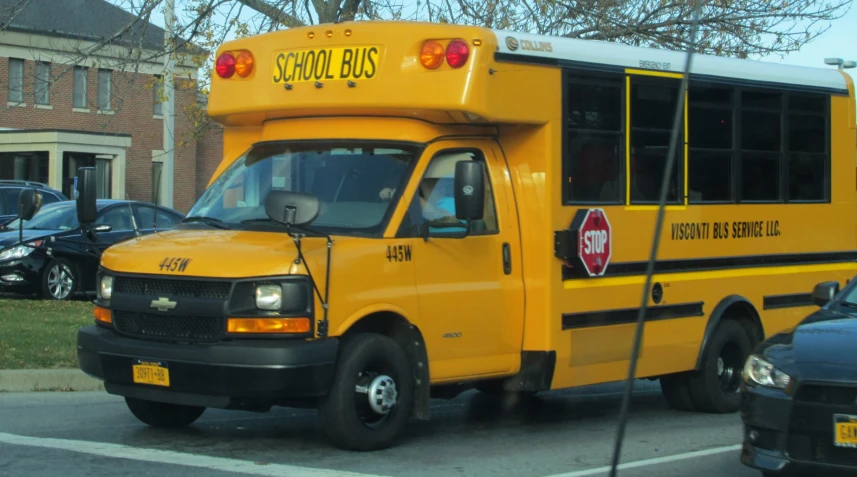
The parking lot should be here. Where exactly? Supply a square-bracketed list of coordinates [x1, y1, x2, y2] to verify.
[0, 381, 760, 477]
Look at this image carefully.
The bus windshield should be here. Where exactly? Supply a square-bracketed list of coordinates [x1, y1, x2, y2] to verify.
[186, 141, 421, 236]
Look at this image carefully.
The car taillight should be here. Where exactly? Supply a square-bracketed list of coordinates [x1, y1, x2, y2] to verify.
[216, 52, 236, 78]
[445, 40, 469, 68]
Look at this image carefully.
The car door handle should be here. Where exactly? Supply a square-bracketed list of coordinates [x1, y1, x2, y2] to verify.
[502, 242, 512, 275]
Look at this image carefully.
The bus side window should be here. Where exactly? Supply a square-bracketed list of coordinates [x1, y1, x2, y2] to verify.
[688, 84, 733, 203]
[563, 73, 624, 204]
[629, 77, 684, 204]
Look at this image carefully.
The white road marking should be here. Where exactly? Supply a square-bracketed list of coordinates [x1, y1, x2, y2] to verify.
[541, 444, 743, 477]
[0, 432, 389, 477]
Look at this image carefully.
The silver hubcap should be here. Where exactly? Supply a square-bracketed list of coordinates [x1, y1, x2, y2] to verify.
[357, 374, 397, 415]
[47, 264, 73, 299]
[717, 357, 724, 376]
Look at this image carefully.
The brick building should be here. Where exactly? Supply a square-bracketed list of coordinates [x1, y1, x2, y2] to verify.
[0, 0, 223, 214]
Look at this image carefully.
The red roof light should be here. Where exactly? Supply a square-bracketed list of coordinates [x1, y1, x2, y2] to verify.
[445, 40, 469, 68]
[216, 52, 236, 78]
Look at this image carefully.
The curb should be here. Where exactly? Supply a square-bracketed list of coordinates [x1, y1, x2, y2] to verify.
[0, 369, 104, 393]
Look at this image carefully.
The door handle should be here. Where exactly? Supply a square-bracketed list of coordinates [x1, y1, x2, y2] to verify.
[502, 242, 511, 275]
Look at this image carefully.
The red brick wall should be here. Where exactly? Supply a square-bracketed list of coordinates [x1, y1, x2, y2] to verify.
[195, 119, 223, 198]
[0, 55, 221, 214]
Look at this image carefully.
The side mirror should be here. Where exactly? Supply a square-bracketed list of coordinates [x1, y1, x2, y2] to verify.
[77, 167, 98, 225]
[813, 281, 840, 307]
[265, 190, 320, 226]
[17, 188, 42, 221]
[453, 161, 485, 221]
[93, 224, 112, 233]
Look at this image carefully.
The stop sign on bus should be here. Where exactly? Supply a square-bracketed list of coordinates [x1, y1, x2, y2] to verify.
[558, 208, 612, 277]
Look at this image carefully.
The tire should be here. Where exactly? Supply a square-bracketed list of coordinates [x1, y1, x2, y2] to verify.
[125, 397, 206, 428]
[659, 373, 697, 411]
[687, 319, 752, 413]
[41, 258, 76, 300]
[318, 333, 414, 451]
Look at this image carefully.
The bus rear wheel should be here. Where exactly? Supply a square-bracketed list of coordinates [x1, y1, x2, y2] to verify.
[125, 397, 206, 428]
[659, 373, 696, 411]
[318, 333, 414, 451]
[687, 319, 752, 413]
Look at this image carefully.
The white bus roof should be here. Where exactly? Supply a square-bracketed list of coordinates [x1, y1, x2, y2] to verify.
[491, 29, 850, 95]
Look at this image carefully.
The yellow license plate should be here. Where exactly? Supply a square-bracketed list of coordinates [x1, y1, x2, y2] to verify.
[834, 414, 857, 448]
[272, 46, 382, 84]
[132, 360, 170, 387]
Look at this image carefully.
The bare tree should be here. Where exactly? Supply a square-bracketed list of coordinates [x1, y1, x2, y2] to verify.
[213, 0, 853, 60]
[2, 0, 852, 147]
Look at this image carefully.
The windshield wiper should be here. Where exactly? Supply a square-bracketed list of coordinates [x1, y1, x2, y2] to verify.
[241, 218, 326, 237]
[837, 301, 857, 310]
[182, 216, 230, 230]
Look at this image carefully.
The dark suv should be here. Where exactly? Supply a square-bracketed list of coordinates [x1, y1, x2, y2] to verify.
[0, 181, 68, 226]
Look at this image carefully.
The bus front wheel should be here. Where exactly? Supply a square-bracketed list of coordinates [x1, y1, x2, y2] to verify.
[318, 333, 415, 451]
[125, 397, 206, 428]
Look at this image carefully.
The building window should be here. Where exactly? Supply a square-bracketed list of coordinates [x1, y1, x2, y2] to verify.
[98, 69, 112, 110]
[7, 58, 24, 103]
[73, 66, 88, 108]
[152, 161, 163, 204]
[153, 74, 163, 115]
[35, 61, 50, 105]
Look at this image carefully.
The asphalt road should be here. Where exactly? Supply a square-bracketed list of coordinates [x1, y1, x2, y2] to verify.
[0, 381, 762, 477]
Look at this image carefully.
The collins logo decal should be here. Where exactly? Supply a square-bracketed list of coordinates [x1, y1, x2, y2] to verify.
[505, 36, 519, 51]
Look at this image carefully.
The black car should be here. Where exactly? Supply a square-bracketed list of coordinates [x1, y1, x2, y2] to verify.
[0, 199, 184, 300]
[0, 180, 68, 226]
[740, 278, 857, 476]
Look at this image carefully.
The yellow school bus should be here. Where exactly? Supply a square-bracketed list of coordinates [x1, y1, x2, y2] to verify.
[74, 20, 857, 451]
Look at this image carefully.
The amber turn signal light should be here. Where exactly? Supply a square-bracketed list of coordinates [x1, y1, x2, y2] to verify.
[94, 306, 112, 324]
[420, 40, 445, 69]
[235, 50, 254, 77]
[227, 317, 311, 334]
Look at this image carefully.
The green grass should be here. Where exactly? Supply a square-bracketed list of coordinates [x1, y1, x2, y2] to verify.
[0, 299, 94, 369]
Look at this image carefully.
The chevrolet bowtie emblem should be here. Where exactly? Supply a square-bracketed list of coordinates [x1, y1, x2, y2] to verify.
[150, 297, 177, 312]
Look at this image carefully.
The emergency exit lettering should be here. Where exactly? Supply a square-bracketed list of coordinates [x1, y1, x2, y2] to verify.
[670, 220, 780, 241]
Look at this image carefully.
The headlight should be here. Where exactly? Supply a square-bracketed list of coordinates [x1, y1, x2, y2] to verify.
[99, 276, 113, 299]
[0, 244, 35, 261]
[743, 355, 791, 389]
[255, 284, 282, 310]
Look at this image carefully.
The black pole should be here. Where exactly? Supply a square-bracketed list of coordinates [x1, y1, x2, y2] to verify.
[607, 2, 705, 476]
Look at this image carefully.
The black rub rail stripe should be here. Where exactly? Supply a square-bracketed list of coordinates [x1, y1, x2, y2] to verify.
[493, 52, 850, 96]
[763, 293, 815, 310]
[562, 250, 857, 280]
[562, 301, 705, 330]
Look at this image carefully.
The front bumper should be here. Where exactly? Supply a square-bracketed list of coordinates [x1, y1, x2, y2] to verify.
[0, 258, 41, 290]
[78, 325, 339, 411]
[741, 382, 857, 476]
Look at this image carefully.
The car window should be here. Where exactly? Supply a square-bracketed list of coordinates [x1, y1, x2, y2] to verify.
[0, 188, 22, 216]
[3, 202, 78, 230]
[39, 192, 61, 204]
[156, 209, 181, 228]
[135, 205, 181, 229]
[94, 205, 134, 231]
